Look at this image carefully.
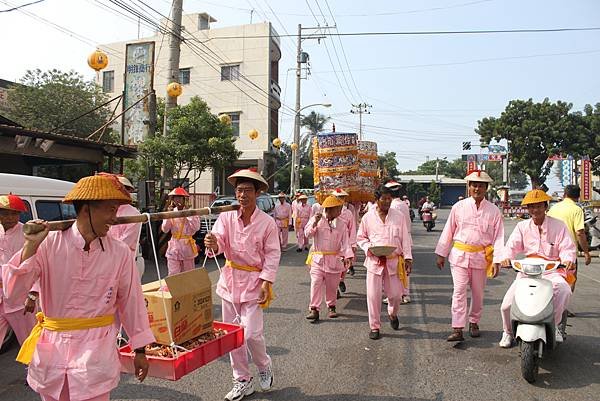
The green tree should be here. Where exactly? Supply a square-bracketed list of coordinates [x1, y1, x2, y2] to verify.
[137, 96, 241, 187]
[476, 98, 579, 188]
[378, 151, 400, 178]
[406, 179, 426, 205]
[6, 69, 115, 141]
[274, 142, 292, 192]
[299, 111, 329, 166]
[427, 181, 442, 205]
[574, 103, 600, 174]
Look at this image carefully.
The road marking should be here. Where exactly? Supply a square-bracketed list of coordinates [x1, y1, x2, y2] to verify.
[577, 271, 600, 284]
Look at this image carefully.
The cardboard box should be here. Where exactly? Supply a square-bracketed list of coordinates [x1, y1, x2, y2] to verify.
[142, 269, 213, 345]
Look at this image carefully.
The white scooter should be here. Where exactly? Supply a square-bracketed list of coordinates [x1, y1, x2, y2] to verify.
[510, 257, 567, 383]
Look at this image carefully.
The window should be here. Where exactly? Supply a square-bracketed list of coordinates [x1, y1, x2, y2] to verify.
[102, 70, 114, 93]
[221, 64, 240, 81]
[35, 201, 76, 221]
[179, 68, 191, 85]
[18, 200, 33, 224]
[226, 112, 240, 137]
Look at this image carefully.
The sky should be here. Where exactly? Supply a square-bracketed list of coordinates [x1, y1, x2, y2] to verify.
[1, 0, 599, 191]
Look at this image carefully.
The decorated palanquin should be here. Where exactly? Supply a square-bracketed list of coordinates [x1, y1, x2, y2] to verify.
[357, 140, 379, 202]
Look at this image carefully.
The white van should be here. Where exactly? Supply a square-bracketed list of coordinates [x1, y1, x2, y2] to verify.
[0, 174, 145, 351]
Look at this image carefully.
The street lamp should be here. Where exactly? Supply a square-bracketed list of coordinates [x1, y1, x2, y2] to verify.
[290, 103, 331, 195]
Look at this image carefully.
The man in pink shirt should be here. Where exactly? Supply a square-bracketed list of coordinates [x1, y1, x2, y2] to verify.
[498, 189, 576, 348]
[331, 188, 357, 290]
[386, 181, 414, 304]
[273, 192, 292, 249]
[305, 195, 354, 322]
[2, 175, 154, 401]
[161, 187, 201, 276]
[0, 194, 37, 351]
[435, 171, 504, 342]
[357, 185, 413, 340]
[293, 194, 311, 252]
[204, 168, 280, 401]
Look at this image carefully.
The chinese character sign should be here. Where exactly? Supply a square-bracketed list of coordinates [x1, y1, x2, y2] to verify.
[123, 42, 155, 145]
[580, 159, 592, 201]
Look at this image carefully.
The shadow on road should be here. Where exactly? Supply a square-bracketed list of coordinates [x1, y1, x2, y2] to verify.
[262, 387, 444, 401]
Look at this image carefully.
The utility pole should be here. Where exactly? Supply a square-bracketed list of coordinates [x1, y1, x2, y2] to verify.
[163, 0, 183, 137]
[350, 103, 372, 140]
[290, 24, 327, 195]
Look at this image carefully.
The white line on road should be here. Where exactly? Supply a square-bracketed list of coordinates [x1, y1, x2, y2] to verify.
[578, 271, 600, 284]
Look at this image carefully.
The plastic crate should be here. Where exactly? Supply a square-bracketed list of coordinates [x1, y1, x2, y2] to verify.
[119, 321, 244, 381]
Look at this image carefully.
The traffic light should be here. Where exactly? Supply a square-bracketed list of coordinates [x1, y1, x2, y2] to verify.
[462, 141, 471, 151]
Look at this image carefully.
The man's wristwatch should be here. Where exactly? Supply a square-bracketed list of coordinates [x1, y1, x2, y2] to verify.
[27, 293, 38, 302]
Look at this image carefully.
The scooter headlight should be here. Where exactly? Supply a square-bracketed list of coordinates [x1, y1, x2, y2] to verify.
[521, 264, 544, 275]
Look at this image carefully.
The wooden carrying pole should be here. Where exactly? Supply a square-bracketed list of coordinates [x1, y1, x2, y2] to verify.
[23, 205, 240, 235]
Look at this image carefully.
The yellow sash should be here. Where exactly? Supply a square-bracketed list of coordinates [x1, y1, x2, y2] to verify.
[281, 218, 289, 227]
[295, 218, 302, 228]
[453, 241, 495, 278]
[17, 312, 114, 365]
[305, 250, 338, 266]
[397, 256, 408, 288]
[225, 260, 274, 309]
[173, 220, 198, 257]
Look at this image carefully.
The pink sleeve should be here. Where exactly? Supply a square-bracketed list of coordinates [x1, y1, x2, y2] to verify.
[208, 214, 228, 257]
[557, 226, 577, 264]
[492, 211, 505, 264]
[304, 216, 317, 238]
[161, 218, 172, 233]
[398, 216, 412, 260]
[340, 229, 354, 259]
[259, 220, 281, 284]
[116, 249, 155, 349]
[186, 216, 201, 233]
[434, 206, 457, 257]
[117, 223, 142, 252]
[503, 223, 525, 260]
[348, 215, 357, 247]
[356, 218, 371, 254]
[2, 243, 44, 305]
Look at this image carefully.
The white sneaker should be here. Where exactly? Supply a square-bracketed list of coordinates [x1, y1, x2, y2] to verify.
[224, 378, 255, 401]
[382, 297, 389, 305]
[258, 363, 273, 391]
[499, 332, 514, 348]
[555, 327, 564, 343]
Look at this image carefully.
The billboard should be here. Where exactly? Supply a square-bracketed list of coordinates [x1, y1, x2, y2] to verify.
[123, 41, 155, 145]
[580, 159, 592, 201]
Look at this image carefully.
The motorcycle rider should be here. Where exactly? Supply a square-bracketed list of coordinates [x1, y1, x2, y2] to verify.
[420, 197, 435, 213]
[498, 189, 576, 348]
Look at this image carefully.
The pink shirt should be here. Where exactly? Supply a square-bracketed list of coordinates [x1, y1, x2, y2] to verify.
[2, 224, 154, 400]
[338, 206, 357, 247]
[273, 202, 292, 228]
[435, 197, 504, 269]
[293, 203, 311, 225]
[109, 204, 142, 253]
[391, 198, 412, 234]
[161, 214, 201, 260]
[1, 222, 28, 313]
[357, 207, 412, 275]
[211, 207, 281, 303]
[503, 216, 576, 263]
[305, 215, 354, 273]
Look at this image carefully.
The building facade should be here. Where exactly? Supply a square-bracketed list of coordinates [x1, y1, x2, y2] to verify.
[97, 13, 282, 195]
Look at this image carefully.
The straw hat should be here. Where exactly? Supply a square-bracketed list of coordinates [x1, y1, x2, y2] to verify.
[0, 194, 27, 212]
[521, 189, 552, 206]
[384, 180, 402, 189]
[464, 170, 493, 183]
[332, 188, 349, 197]
[321, 195, 343, 208]
[297, 194, 308, 200]
[227, 168, 269, 193]
[117, 175, 134, 190]
[168, 187, 190, 197]
[63, 175, 131, 204]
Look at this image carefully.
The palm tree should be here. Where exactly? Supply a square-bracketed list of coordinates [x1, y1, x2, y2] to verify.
[299, 111, 330, 165]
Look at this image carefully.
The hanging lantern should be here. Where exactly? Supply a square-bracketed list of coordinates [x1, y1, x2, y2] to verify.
[290, 143, 299, 151]
[167, 82, 183, 98]
[248, 129, 259, 140]
[272, 138, 282, 148]
[87, 49, 108, 72]
[218, 114, 232, 125]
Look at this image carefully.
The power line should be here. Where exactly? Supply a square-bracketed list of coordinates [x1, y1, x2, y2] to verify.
[0, 0, 43, 12]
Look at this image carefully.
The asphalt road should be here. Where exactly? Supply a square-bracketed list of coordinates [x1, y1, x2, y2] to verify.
[1, 210, 599, 401]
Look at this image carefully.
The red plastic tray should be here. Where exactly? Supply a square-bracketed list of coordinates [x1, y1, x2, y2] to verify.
[119, 321, 244, 381]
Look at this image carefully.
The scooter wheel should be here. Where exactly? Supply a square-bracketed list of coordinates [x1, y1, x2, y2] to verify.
[521, 341, 540, 383]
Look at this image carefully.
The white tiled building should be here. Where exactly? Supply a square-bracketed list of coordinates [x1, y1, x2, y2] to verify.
[97, 13, 282, 195]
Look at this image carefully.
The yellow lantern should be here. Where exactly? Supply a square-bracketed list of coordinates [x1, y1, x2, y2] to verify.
[87, 49, 108, 72]
[290, 143, 299, 151]
[167, 82, 183, 97]
[218, 114, 232, 125]
[272, 138, 282, 148]
[248, 129, 259, 140]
